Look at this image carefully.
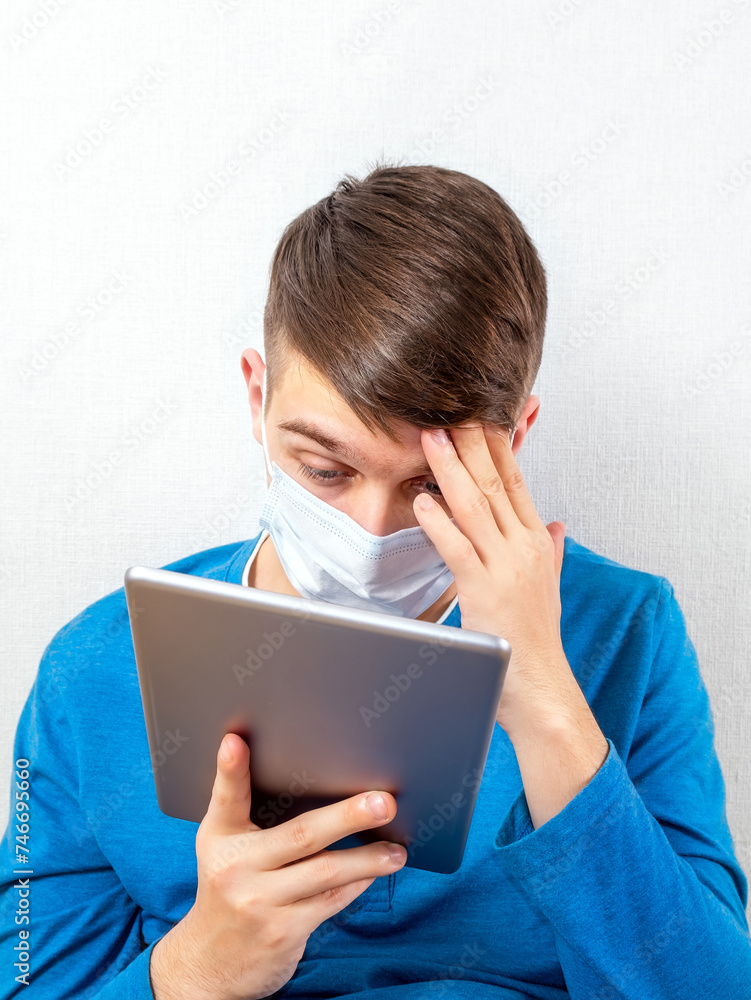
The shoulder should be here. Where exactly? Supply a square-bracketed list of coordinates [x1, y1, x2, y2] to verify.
[560, 536, 691, 752]
[562, 533, 673, 614]
[560, 534, 679, 685]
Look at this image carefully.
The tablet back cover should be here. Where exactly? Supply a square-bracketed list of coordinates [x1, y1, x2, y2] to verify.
[125, 565, 510, 874]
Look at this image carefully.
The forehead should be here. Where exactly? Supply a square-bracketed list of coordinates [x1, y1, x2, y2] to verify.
[272, 359, 431, 472]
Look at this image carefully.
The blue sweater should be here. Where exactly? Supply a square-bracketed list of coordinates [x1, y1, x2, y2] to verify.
[1, 532, 749, 1000]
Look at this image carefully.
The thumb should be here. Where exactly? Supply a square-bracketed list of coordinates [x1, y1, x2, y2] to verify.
[202, 731, 256, 834]
[546, 521, 566, 582]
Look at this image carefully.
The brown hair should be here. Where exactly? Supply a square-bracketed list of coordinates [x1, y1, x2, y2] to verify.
[263, 162, 547, 442]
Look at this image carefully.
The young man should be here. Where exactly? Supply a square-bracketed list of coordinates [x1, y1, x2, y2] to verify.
[1, 164, 749, 1000]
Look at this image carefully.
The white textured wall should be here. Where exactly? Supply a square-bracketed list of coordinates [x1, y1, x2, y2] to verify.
[1, 0, 749, 913]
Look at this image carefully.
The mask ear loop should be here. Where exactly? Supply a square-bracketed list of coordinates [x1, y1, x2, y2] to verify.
[261, 368, 274, 479]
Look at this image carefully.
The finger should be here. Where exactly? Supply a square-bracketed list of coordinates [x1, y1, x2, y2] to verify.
[413, 489, 485, 583]
[202, 732, 254, 835]
[482, 425, 546, 531]
[292, 874, 381, 939]
[273, 840, 407, 907]
[447, 423, 523, 539]
[420, 428, 509, 565]
[258, 789, 400, 871]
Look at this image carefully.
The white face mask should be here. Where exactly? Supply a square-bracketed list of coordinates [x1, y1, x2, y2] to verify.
[257, 368, 457, 618]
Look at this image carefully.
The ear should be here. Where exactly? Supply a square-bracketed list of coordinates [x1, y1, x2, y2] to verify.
[240, 347, 265, 390]
[240, 348, 266, 447]
[510, 395, 541, 454]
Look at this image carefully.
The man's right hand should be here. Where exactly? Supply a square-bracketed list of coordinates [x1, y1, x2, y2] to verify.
[149, 731, 407, 1000]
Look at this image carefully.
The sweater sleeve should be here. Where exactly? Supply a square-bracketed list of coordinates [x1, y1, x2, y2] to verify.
[0, 646, 157, 1000]
[490, 578, 751, 1000]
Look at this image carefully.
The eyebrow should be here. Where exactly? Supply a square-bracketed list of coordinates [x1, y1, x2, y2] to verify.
[276, 417, 434, 477]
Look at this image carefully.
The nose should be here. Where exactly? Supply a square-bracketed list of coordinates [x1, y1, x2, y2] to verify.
[342, 484, 419, 536]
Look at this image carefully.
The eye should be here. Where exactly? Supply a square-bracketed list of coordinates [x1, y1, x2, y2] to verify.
[417, 479, 444, 498]
[298, 462, 444, 498]
[298, 462, 346, 483]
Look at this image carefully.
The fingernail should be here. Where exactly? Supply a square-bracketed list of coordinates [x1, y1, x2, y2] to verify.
[389, 842, 406, 864]
[367, 792, 388, 819]
[219, 737, 232, 762]
[430, 428, 449, 444]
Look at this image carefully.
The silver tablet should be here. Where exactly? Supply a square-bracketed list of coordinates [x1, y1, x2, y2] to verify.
[124, 564, 511, 874]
